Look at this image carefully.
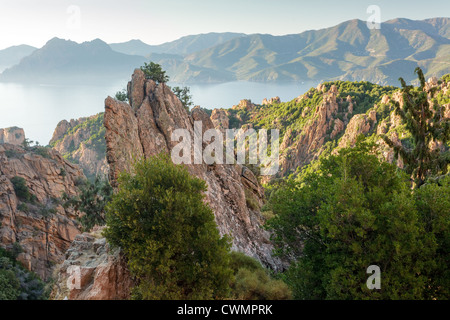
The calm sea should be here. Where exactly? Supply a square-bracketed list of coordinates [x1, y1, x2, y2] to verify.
[0, 80, 317, 144]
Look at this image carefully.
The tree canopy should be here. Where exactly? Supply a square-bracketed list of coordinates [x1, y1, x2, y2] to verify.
[103, 153, 233, 300]
[172, 86, 193, 112]
[382, 67, 450, 188]
[0, 247, 46, 300]
[140, 62, 169, 84]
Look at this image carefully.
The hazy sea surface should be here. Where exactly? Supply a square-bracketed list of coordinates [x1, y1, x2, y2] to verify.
[0, 80, 318, 144]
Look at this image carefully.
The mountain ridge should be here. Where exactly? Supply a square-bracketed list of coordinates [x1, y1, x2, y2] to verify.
[109, 32, 247, 56]
[0, 18, 449, 84]
[0, 38, 146, 84]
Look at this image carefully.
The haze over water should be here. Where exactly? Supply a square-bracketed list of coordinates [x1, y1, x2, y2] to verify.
[0, 80, 317, 145]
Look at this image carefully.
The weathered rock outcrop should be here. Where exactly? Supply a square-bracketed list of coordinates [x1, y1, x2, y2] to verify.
[0, 127, 25, 145]
[104, 69, 278, 271]
[279, 85, 350, 176]
[262, 97, 280, 105]
[51, 227, 134, 300]
[50, 114, 108, 180]
[233, 99, 254, 111]
[0, 141, 84, 279]
[210, 109, 230, 131]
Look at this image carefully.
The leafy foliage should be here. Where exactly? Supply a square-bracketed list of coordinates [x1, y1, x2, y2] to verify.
[228, 252, 291, 300]
[0, 267, 20, 300]
[10, 176, 35, 203]
[115, 89, 128, 102]
[172, 86, 193, 111]
[414, 176, 450, 298]
[104, 154, 233, 300]
[31, 146, 51, 159]
[267, 142, 450, 300]
[63, 176, 113, 232]
[0, 247, 46, 300]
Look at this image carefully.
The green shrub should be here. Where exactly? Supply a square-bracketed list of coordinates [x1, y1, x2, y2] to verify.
[229, 252, 263, 272]
[10, 177, 34, 203]
[140, 62, 169, 84]
[441, 74, 450, 83]
[0, 268, 20, 300]
[115, 89, 128, 102]
[5, 149, 20, 158]
[244, 189, 260, 211]
[17, 203, 29, 213]
[104, 154, 233, 300]
[267, 142, 450, 300]
[38, 206, 57, 217]
[59, 168, 66, 178]
[64, 176, 113, 231]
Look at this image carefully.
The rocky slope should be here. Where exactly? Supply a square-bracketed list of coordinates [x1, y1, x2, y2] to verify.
[50, 113, 108, 180]
[51, 227, 133, 300]
[218, 82, 394, 179]
[0, 127, 25, 145]
[0, 134, 84, 279]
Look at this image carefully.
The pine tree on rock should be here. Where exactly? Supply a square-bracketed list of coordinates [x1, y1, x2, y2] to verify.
[382, 67, 450, 188]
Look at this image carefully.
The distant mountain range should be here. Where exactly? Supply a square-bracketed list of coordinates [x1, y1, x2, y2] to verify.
[0, 44, 36, 71]
[109, 32, 246, 56]
[0, 38, 145, 83]
[0, 17, 449, 85]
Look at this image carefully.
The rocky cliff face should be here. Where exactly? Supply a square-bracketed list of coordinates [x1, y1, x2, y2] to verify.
[104, 69, 279, 270]
[51, 227, 134, 300]
[52, 69, 282, 300]
[0, 139, 84, 279]
[50, 114, 108, 180]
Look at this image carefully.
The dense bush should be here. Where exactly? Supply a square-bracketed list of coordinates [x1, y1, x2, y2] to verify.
[267, 142, 450, 300]
[104, 154, 233, 300]
[228, 252, 291, 300]
[4, 149, 20, 158]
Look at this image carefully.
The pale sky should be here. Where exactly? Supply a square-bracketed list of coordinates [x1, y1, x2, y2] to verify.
[0, 0, 449, 49]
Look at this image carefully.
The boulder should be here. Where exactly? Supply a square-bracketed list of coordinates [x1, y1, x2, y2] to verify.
[0, 127, 25, 146]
